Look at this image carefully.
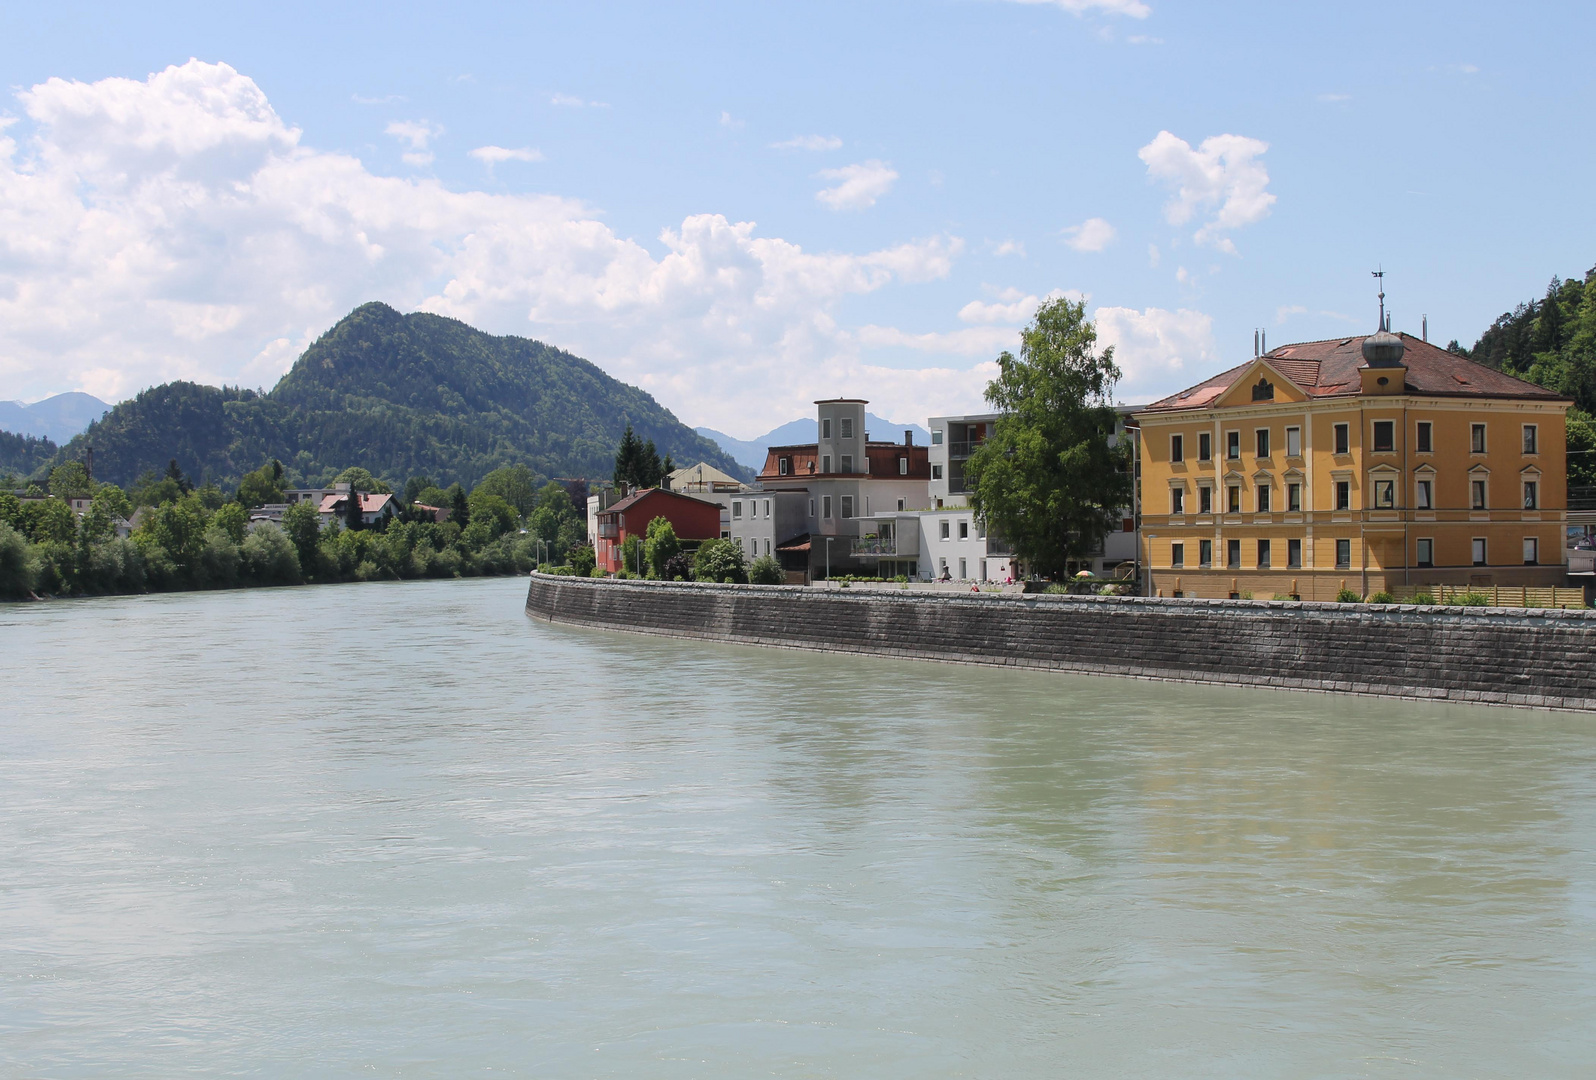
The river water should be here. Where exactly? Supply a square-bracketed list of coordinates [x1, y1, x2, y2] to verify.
[3, 577, 1594, 1077]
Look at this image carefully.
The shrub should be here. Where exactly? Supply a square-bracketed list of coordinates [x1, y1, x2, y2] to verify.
[589, 565, 606, 578]
[0, 522, 39, 598]
[1443, 590, 1490, 606]
[693, 538, 747, 583]
[568, 544, 596, 578]
[749, 554, 784, 585]
[618, 534, 644, 576]
[1335, 588, 1362, 603]
[644, 517, 680, 579]
[1368, 591, 1396, 604]
[242, 524, 302, 584]
[1408, 591, 1436, 606]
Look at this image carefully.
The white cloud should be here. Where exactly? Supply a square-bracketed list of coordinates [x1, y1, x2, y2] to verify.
[857, 324, 1019, 356]
[469, 145, 544, 166]
[998, 0, 1151, 17]
[551, 93, 609, 108]
[1061, 216, 1116, 252]
[1275, 304, 1307, 323]
[1137, 130, 1275, 253]
[1175, 266, 1190, 284]
[386, 119, 442, 166]
[1093, 306, 1216, 400]
[0, 60, 973, 432]
[352, 93, 406, 105]
[957, 287, 1082, 325]
[815, 159, 898, 211]
[771, 134, 842, 151]
[990, 239, 1026, 258]
[719, 111, 743, 129]
[1317, 92, 1351, 102]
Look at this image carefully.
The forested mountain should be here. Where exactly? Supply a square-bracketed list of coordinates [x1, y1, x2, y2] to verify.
[0, 392, 110, 443]
[0, 430, 58, 478]
[42, 303, 744, 489]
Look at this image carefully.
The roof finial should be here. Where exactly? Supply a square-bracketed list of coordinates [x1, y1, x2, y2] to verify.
[1372, 267, 1386, 330]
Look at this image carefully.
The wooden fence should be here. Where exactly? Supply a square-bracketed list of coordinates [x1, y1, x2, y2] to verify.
[1386, 584, 1589, 609]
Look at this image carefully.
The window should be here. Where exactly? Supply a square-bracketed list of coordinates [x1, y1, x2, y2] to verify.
[898, 457, 908, 475]
[779, 457, 790, 476]
[1471, 478, 1487, 510]
[1287, 538, 1302, 568]
[1524, 481, 1539, 510]
[809, 498, 815, 517]
[1227, 539, 1241, 569]
[1334, 423, 1350, 455]
[958, 558, 967, 579]
[1335, 480, 1350, 510]
[1416, 538, 1433, 568]
[1171, 542, 1185, 568]
[931, 429, 943, 445]
[1524, 537, 1539, 565]
[1471, 424, 1486, 454]
[1198, 432, 1212, 461]
[1256, 485, 1271, 513]
[1523, 425, 1538, 454]
[1372, 420, 1394, 453]
[765, 539, 771, 556]
[1227, 485, 1241, 514]
[1255, 429, 1270, 458]
[823, 495, 832, 518]
[840, 417, 853, 439]
[1199, 539, 1212, 567]
[1417, 479, 1433, 510]
[896, 498, 905, 511]
[764, 499, 771, 518]
[732, 501, 743, 519]
[1285, 426, 1301, 457]
[1171, 433, 1184, 462]
[939, 520, 950, 539]
[1257, 539, 1271, 568]
[1199, 486, 1213, 514]
[841, 496, 854, 519]
[1287, 482, 1301, 512]
[1472, 538, 1487, 566]
[822, 418, 832, 440]
[958, 520, 969, 540]
[840, 455, 853, 474]
[1171, 488, 1185, 515]
[1336, 539, 1351, 569]
[823, 454, 832, 473]
[1373, 479, 1394, 509]
[1226, 431, 1240, 459]
[931, 464, 943, 480]
[1416, 422, 1433, 453]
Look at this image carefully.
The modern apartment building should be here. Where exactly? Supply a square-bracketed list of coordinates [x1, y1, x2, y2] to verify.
[1135, 330, 1571, 599]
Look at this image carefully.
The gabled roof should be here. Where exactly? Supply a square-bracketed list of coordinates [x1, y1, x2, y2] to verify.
[318, 492, 395, 514]
[597, 486, 713, 517]
[668, 461, 741, 487]
[1140, 333, 1566, 413]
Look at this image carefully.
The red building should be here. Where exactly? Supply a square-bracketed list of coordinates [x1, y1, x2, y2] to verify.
[594, 488, 722, 573]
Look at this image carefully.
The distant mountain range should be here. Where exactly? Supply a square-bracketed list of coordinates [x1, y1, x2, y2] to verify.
[697, 414, 932, 471]
[28, 302, 746, 489]
[0, 392, 111, 444]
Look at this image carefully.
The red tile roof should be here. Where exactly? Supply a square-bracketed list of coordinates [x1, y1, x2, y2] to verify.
[318, 492, 395, 514]
[1141, 333, 1567, 413]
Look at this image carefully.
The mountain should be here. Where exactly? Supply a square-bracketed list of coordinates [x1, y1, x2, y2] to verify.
[48, 302, 747, 489]
[0, 392, 111, 444]
[697, 414, 931, 470]
[1, 430, 58, 480]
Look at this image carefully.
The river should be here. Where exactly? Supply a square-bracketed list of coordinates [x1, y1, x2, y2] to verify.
[3, 577, 1594, 1076]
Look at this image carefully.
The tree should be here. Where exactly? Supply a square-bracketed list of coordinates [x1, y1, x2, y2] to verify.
[334, 467, 391, 494]
[964, 296, 1131, 580]
[282, 501, 323, 577]
[48, 461, 93, 499]
[236, 461, 285, 508]
[614, 425, 644, 488]
[618, 533, 644, 575]
[466, 491, 519, 538]
[474, 465, 540, 517]
[448, 484, 471, 529]
[568, 543, 596, 577]
[0, 522, 39, 598]
[165, 459, 194, 495]
[693, 538, 747, 583]
[644, 516, 679, 578]
[344, 488, 364, 532]
[403, 475, 435, 504]
[212, 502, 248, 545]
[144, 496, 206, 575]
[749, 554, 783, 585]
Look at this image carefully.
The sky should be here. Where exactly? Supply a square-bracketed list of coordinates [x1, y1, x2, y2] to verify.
[1, 0, 1592, 437]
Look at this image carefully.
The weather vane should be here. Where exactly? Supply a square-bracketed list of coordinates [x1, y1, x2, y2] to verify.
[1372, 267, 1386, 331]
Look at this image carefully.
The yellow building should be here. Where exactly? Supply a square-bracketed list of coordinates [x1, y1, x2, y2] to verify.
[1134, 331, 1571, 600]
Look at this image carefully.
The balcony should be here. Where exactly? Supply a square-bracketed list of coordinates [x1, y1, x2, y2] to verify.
[948, 440, 983, 459]
[851, 537, 897, 557]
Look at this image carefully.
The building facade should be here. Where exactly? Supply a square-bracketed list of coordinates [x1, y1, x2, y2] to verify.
[1135, 331, 1570, 600]
[593, 487, 722, 574]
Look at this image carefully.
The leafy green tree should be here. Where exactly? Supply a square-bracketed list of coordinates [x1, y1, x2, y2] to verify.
[693, 538, 747, 583]
[143, 496, 207, 575]
[475, 466, 540, 517]
[236, 461, 285, 508]
[749, 554, 783, 585]
[404, 475, 435, 504]
[282, 501, 323, 577]
[195, 483, 227, 511]
[618, 533, 644, 576]
[92, 485, 132, 523]
[343, 489, 364, 532]
[26, 499, 78, 545]
[466, 491, 519, 538]
[644, 516, 680, 578]
[242, 523, 301, 583]
[964, 296, 1131, 580]
[568, 543, 596, 577]
[334, 466, 392, 494]
[0, 522, 39, 598]
[0, 492, 21, 530]
[130, 469, 184, 508]
[212, 502, 248, 545]
[448, 484, 470, 528]
[48, 461, 93, 499]
[165, 459, 194, 495]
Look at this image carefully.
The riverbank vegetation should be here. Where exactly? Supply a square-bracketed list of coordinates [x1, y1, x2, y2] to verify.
[0, 459, 593, 601]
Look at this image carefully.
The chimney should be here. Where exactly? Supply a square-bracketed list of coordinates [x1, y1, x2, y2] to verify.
[85, 445, 94, 482]
[1422, 314, 1428, 342]
[904, 430, 913, 446]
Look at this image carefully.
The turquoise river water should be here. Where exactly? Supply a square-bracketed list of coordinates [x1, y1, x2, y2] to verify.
[3, 577, 1595, 1077]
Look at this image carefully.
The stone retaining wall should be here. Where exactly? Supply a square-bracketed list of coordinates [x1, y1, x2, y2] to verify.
[525, 573, 1596, 712]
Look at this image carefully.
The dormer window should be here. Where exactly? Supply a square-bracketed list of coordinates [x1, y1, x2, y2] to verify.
[1251, 378, 1274, 401]
[779, 457, 790, 475]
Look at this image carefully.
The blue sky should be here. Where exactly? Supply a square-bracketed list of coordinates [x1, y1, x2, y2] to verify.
[2, 0, 1592, 435]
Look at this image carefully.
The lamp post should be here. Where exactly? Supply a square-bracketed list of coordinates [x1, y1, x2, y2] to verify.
[825, 536, 833, 583]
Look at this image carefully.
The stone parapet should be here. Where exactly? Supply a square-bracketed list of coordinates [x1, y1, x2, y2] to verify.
[525, 573, 1596, 712]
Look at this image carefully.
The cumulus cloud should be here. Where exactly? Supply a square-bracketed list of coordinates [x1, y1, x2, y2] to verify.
[999, 0, 1151, 17]
[1138, 130, 1275, 253]
[1061, 216, 1116, 252]
[957, 287, 1083, 325]
[386, 119, 442, 166]
[550, 93, 609, 108]
[0, 60, 977, 431]
[771, 134, 843, 152]
[469, 145, 544, 167]
[815, 160, 898, 211]
[990, 239, 1026, 258]
[1094, 306, 1217, 400]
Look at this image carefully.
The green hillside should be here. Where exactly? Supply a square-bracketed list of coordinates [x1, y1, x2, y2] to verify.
[45, 303, 744, 489]
[0, 430, 59, 479]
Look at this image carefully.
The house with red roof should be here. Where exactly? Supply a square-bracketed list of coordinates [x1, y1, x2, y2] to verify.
[594, 487, 721, 574]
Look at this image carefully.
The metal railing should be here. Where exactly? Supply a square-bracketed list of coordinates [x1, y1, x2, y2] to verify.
[947, 440, 982, 459]
[851, 537, 897, 557]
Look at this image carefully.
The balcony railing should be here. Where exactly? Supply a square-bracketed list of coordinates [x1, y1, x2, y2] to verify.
[851, 537, 897, 557]
[948, 440, 982, 459]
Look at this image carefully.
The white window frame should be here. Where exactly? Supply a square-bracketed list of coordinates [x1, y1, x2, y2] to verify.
[1255, 428, 1271, 459]
[939, 520, 950, 540]
[1470, 475, 1488, 510]
[958, 520, 969, 540]
[931, 464, 943, 480]
[822, 454, 832, 473]
[822, 495, 832, 519]
[1416, 478, 1433, 510]
[732, 501, 743, 519]
[1171, 433, 1184, 463]
[1471, 423, 1487, 454]
[1287, 481, 1302, 512]
[931, 429, 943, 445]
[1198, 484, 1213, 515]
[822, 418, 831, 439]
[1416, 538, 1434, 567]
[898, 457, 908, 475]
[1335, 538, 1351, 569]
[1198, 431, 1212, 461]
[1524, 537, 1539, 565]
[1285, 426, 1302, 458]
[1372, 478, 1395, 509]
[1226, 430, 1241, 460]
[1171, 487, 1185, 515]
[763, 499, 771, 518]
[1372, 419, 1395, 454]
[840, 417, 853, 439]
[840, 454, 853, 474]
[778, 457, 790, 476]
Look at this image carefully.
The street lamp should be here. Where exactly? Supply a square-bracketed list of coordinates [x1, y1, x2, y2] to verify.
[825, 536, 833, 582]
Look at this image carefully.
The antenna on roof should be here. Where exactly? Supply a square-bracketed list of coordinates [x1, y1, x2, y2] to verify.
[1422, 314, 1428, 342]
[1372, 267, 1386, 330]
[1262, 329, 1266, 354]
[1254, 329, 1259, 357]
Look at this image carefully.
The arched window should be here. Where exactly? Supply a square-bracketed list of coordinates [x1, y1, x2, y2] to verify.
[1251, 378, 1274, 401]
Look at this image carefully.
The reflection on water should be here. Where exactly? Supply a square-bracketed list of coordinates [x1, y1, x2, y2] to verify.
[3, 578, 1594, 1077]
